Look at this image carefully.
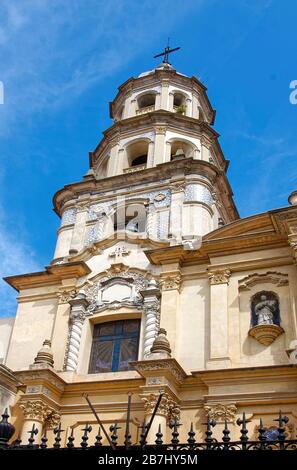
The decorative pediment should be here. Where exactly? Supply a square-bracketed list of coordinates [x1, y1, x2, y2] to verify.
[84, 265, 151, 313]
[238, 271, 289, 291]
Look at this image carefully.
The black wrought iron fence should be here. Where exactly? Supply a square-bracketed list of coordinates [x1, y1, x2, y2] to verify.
[1, 408, 297, 451]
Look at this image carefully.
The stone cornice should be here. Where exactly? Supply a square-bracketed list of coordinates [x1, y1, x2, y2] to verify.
[0, 364, 23, 393]
[131, 358, 188, 387]
[4, 261, 91, 292]
[14, 368, 66, 394]
[53, 158, 237, 219]
[145, 209, 293, 266]
[191, 364, 297, 385]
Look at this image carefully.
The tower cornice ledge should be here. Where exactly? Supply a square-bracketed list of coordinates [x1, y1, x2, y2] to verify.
[92, 110, 221, 166]
[53, 158, 237, 218]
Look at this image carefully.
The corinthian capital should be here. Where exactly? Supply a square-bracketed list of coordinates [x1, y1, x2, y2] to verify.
[19, 400, 60, 425]
[204, 403, 237, 423]
[159, 273, 181, 291]
[208, 269, 231, 285]
[140, 392, 180, 423]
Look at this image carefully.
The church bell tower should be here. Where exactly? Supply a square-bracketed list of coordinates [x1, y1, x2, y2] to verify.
[53, 53, 238, 263]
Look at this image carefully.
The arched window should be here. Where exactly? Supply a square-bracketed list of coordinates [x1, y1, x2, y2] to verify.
[173, 92, 187, 114]
[170, 140, 194, 161]
[88, 319, 140, 373]
[126, 140, 148, 169]
[137, 93, 156, 110]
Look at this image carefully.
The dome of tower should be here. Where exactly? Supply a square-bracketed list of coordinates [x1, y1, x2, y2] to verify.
[138, 62, 188, 78]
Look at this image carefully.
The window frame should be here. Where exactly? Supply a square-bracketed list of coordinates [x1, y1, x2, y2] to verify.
[88, 319, 140, 374]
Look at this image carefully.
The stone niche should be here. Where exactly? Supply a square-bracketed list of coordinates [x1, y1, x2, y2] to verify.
[238, 272, 291, 354]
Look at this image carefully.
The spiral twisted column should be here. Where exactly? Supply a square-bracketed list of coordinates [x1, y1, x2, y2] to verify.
[65, 291, 89, 372]
[140, 280, 161, 358]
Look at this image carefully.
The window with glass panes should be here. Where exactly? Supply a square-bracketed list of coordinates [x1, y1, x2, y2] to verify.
[88, 319, 140, 373]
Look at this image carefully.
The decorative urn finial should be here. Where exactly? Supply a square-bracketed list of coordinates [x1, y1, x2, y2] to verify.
[32, 339, 54, 368]
[150, 328, 172, 358]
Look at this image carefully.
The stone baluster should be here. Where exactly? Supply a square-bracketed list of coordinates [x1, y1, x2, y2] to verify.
[65, 291, 89, 372]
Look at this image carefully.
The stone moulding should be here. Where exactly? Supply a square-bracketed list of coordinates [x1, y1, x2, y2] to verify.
[248, 324, 284, 346]
[238, 271, 289, 291]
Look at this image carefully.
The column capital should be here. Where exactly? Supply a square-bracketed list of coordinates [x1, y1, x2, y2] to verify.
[69, 290, 90, 311]
[19, 399, 60, 427]
[204, 403, 237, 424]
[154, 126, 167, 135]
[57, 288, 76, 304]
[170, 182, 185, 193]
[140, 392, 180, 422]
[208, 268, 231, 285]
[159, 272, 181, 291]
[140, 279, 161, 301]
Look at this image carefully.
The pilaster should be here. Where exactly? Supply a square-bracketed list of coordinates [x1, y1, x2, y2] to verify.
[153, 126, 166, 166]
[159, 267, 181, 355]
[69, 204, 89, 254]
[207, 268, 231, 368]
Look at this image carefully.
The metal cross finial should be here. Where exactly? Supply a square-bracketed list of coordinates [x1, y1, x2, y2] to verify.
[81, 423, 92, 448]
[154, 39, 181, 64]
[27, 423, 38, 447]
[53, 422, 64, 449]
[273, 410, 289, 428]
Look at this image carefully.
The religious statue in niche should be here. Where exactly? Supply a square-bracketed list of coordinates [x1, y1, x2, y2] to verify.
[251, 291, 280, 327]
[249, 291, 284, 346]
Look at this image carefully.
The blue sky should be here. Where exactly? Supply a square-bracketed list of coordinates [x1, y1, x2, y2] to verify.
[0, 0, 296, 317]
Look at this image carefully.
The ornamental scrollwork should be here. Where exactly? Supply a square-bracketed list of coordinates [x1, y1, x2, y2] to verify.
[159, 274, 181, 291]
[208, 269, 231, 285]
[204, 403, 237, 423]
[85, 269, 149, 313]
[19, 400, 60, 426]
[57, 289, 76, 304]
[140, 392, 180, 423]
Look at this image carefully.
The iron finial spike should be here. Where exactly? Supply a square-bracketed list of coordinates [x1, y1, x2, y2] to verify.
[94, 426, 103, 447]
[81, 423, 92, 448]
[124, 392, 133, 449]
[187, 422, 196, 448]
[27, 423, 38, 447]
[155, 423, 163, 446]
[67, 427, 75, 449]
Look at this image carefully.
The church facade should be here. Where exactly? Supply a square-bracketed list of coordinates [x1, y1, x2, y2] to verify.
[1, 60, 297, 446]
